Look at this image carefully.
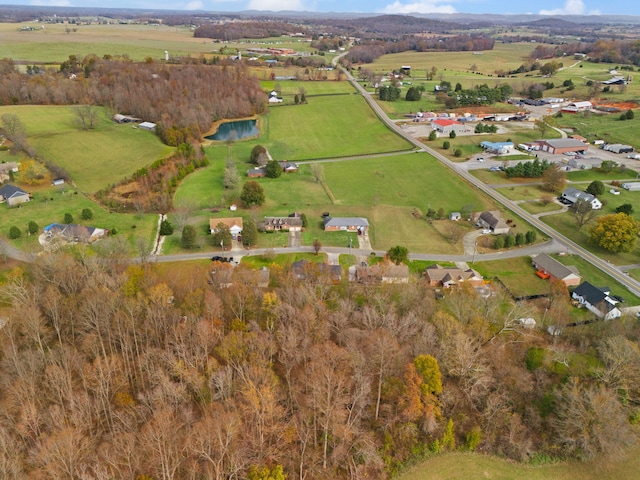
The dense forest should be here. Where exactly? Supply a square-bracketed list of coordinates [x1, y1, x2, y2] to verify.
[0, 253, 638, 479]
[0, 58, 266, 144]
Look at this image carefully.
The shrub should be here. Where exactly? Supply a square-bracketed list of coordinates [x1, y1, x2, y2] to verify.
[81, 208, 93, 220]
[465, 426, 482, 451]
[515, 232, 525, 246]
[442, 141, 450, 150]
[504, 234, 515, 248]
[265, 159, 282, 178]
[494, 235, 504, 249]
[8, 226, 21, 239]
[526, 230, 537, 244]
[63, 213, 73, 224]
[428, 130, 437, 141]
[159, 219, 174, 236]
[449, 130, 456, 139]
[27, 221, 39, 235]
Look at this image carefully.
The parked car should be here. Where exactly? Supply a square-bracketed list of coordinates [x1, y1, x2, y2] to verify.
[481, 229, 491, 234]
[610, 189, 620, 195]
[477, 157, 484, 162]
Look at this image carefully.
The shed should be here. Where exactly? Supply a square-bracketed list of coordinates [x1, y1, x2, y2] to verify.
[138, 122, 156, 131]
[449, 212, 461, 221]
[534, 138, 588, 155]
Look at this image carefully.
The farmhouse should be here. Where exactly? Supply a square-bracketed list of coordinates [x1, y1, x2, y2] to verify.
[479, 141, 514, 155]
[292, 260, 341, 284]
[44, 223, 106, 243]
[473, 211, 510, 234]
[531, 253, 581, 287]
[209, 217, 243, 238]
[561, 187, 602, 209]
[424, 264, 483, 288]
[571, 281, 622, 320]
[561, 101, 593, 113]
[323, 217, 369, 233]
[0, 184, 30, 207]
[355, 263, 410, 284]
[264, 213, 303, 232]
[533, 138, 588, 155]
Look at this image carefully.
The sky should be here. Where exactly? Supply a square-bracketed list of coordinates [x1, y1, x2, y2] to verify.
[1, 0, 636, 16]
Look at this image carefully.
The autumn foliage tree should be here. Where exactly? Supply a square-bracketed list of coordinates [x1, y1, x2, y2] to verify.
[590, 212, 639, 253]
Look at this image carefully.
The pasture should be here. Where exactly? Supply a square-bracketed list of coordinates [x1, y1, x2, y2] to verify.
[370, 43, 537, 78]
[0, 22, 214, 63]
[0, 105, 173, 193]
[263, 94, 413, 160]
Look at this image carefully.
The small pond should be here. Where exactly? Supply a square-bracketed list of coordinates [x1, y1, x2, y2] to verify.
[205, 119, 258, 141]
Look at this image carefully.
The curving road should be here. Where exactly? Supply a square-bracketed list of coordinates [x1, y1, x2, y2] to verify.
[339, 65, 640, 297]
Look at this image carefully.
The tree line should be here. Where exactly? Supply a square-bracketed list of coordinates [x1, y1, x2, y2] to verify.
[0, 251, 638, 479]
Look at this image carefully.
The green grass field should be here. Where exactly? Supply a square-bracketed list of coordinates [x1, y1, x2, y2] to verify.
[370, 43, 538, 78]
[556, 112, 640, 148]
[398, 446, 640, 480]
[0, 22, 215, 63]
[0, 105, 173, 193]
[262, 94, 413, 160]
[472, 256, 551, 298]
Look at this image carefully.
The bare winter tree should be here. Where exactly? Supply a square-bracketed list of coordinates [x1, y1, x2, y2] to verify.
[73, 105, 99, 130]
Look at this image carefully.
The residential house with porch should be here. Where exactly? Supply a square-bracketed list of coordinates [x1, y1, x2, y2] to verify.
[571, 281, 622, 320]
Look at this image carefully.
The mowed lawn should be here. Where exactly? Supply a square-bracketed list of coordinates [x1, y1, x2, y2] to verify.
[0, 105, 173, 193]
[265, 94, 412, 160]
[398, 447, 640, 480]
[0, 186, 157, 252]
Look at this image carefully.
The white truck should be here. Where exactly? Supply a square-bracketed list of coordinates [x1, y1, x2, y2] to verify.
[626, 153, 640, 160]
[621, 182, 640, 191]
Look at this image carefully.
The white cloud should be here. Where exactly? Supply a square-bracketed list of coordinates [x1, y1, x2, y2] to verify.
[185, 0, 204, 8]
[246, 0, 304, 10]
[379, 1, 456, 14]
[539, 0, 600, 15]
[31, 0, 71, 5]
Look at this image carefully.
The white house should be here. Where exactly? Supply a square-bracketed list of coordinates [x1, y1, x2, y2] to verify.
[561, 187, 602, 209]
[561, 101, 593, 113]
[572, 282, 622, 320]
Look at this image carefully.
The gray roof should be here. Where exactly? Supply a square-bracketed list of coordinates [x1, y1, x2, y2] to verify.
[0, 184, 28, 199]
[324, 217, 369, 228]
[532, 253, 579, 280]
[540, 138, 588, 149]
[572, 281, 618, 314]
[562, 187, 596, 203]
